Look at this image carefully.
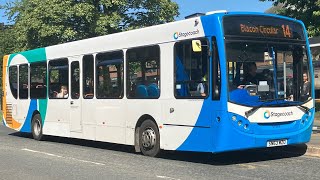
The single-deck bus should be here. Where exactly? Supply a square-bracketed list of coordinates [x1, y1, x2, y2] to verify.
[2, 11, 315, 157]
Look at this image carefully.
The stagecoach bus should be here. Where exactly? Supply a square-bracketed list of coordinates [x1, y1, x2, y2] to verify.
[2, 11, 315, 157]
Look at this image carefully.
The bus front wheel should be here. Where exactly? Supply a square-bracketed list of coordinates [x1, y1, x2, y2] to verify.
[32, 114, 44, 141]
[139, 120, 160, 157]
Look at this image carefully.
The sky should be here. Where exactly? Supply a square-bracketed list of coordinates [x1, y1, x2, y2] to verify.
[0, 0, 274, 24]
[174, 0, 273, 20]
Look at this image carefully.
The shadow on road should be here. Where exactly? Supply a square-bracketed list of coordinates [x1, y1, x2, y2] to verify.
[9, 132, 135, 154]
[9, 131, 307, 165]
[158, 144, 308, 165]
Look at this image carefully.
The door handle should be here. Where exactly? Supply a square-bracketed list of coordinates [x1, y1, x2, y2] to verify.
[70, 101, 74, 105]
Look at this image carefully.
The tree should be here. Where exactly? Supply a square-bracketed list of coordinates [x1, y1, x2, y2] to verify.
[1, 0, 179, 51]
[0, 25, 17, 91]
[260, 0, 320, 37]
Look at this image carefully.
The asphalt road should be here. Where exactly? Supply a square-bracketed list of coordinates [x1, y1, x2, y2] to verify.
[1, 124, 320, 180]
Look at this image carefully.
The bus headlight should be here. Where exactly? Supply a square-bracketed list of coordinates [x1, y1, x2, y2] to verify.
[232, 116, 237, 121]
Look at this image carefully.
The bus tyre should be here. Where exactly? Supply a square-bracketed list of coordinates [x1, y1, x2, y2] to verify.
[139, 120, 160, 157]
[32, 114, 44, 141]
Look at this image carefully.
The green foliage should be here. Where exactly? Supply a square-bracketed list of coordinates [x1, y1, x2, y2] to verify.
[316, 101, 320, 112]
[1, 0, 179, 51]
[0, 0, 178, 92]
[260, 0, 320, 37]
[0, 26, 17, 92]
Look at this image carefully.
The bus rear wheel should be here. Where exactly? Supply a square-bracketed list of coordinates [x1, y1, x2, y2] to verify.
[139, 120, 160, 157]
[32, 114, 44, 141]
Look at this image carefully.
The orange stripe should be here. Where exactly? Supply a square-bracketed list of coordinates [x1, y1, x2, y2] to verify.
[2, 55, 21, 129]
[2, 55, 8, 124]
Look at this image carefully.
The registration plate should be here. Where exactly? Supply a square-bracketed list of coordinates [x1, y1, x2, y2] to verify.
[267, 139, 288, 147]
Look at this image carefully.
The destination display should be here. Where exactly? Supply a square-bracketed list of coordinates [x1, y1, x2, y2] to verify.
[223, 15, 305, 40]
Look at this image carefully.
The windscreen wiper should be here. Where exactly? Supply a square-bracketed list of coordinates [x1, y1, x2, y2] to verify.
[245, 97, 290, 118]
[266, 100, 310, 114]
[298, 105, 310, 114]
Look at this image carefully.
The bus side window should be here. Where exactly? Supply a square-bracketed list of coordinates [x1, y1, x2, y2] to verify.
[83, 55, 94, 99]
[126, 45, 160, 99]
[19, 64, 29, 99]
[174, 39, 209, 98]
[212, 37, 221, 100]
[71, 61, 80, 99]
[96, 51, 124, 99]
[30, 62, 47, 99]
[49, 58, 69, 99]
[9, 66, 18, 99]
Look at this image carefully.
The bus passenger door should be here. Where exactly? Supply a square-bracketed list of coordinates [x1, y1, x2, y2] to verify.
[69, 60, 82, 132]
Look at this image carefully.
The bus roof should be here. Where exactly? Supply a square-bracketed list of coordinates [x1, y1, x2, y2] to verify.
[7, 12, 305, 60]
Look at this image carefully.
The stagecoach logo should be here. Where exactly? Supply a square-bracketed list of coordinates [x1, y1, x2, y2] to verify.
[173, 29, 200, 40]
[173, 32, 179, 39]
[264, 110, 271, 119]
[264, 110, 294, 119]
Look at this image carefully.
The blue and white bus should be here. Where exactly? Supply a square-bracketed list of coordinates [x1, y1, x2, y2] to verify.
[2, 11, 315, 157]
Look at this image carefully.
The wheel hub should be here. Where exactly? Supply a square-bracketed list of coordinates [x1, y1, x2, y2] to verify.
[34, 120, 41, 136]
[141, 128, 156, 150]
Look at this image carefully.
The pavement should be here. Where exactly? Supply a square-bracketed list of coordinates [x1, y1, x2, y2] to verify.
[304, 117, 320, 157]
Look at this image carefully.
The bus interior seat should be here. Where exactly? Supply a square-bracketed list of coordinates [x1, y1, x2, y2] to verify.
[84, 93, 94, 98]
[135, 85, 148, 98]
[147, 84, 159, 98]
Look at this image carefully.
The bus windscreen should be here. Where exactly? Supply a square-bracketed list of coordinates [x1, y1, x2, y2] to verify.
[223, 15, 305, 40]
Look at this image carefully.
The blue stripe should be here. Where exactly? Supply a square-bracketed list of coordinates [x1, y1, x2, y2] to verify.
[20, 100, 37, 133]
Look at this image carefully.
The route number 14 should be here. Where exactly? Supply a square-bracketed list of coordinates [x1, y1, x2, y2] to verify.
[282, 25, 292, 38]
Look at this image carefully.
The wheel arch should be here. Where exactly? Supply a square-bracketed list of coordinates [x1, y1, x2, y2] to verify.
[134, 114, 159, 153]
[31, 110, 41, 122]
[30, 110, 41, 132]
[31, 110, 44, 141]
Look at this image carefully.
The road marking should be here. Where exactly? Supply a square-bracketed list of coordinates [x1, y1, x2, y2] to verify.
[237, 164, 256, 169]
[21, 148, 105, 166]
[22, 148, 63, 158]
[254, 164, 269, 167]
[156, 175, 180, 180]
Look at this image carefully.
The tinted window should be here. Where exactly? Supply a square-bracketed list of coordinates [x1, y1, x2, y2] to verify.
[30, 62, 47, 99]
[49, 59, 69, 99]
[174, 39, 209, 98]
[9, 66, 18, 99]
[71, 61, 80, 99]
[96, 51, 124, 99]
[19, 64, 29, 99]
[83, 55, 94, 99]
[126, 46, 160, 99]
[212, 37, 221, 100]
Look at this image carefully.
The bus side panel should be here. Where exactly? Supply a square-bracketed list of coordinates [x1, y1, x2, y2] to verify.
[2, 54, 25, 130]
[2, 55, 8, 125]
[43, 100, 71, 137]
[126, 100, 162, 144]
[3, 49, 49, 133]
[95, 99, 127, 145]
[2, 55, 9, 126]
